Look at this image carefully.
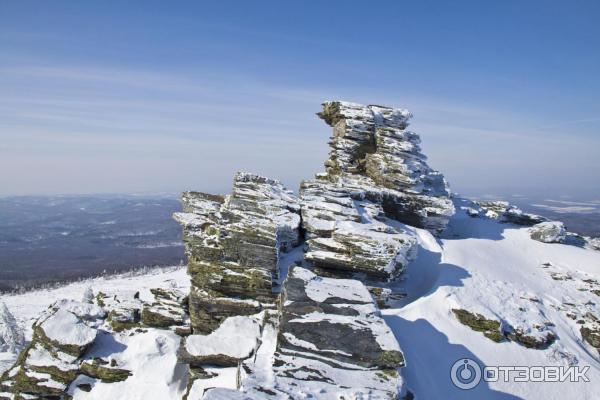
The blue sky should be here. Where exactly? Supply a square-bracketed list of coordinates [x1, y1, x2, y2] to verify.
[1, 1, 599, 198]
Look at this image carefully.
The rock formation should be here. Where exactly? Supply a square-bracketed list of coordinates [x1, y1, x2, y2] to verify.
[1, 100, 455, 400]
[171, 101, 455, 399]
[173, 172, 301, 334]
[305, 101, 454, 235]
[530, 221, 567, 243]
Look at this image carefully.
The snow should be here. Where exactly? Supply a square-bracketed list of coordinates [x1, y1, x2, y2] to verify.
[39, 309, 97, 347]
[185, 316, 260, 359]
[71, 329, 187, 400]
[2, 200, 600, 399]
[52, 299, 106, 321]
[186, 368, 238, 400]
[0, 266, 189, 375]
[383, 203, 600, 400]
[297, 267, 373, 303]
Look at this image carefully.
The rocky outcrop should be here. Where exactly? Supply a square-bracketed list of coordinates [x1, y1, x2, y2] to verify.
[300, 179, 417, 281]
[3, 100, 456, 399]
[530, 221, 567, 243]
[174, 172, 301, 334]
[171, 100, 458, 399]
[311, 101, 454, 234]
[295, 101, 452, 283]
[469, 200, 546, 226]
[0, 305, 98, 398]
[0, 284, 191, 399]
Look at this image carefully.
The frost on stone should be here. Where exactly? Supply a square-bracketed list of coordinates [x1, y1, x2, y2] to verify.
[82, 287, 94, 304]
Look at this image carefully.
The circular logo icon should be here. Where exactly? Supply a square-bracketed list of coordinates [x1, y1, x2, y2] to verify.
[450, 358, 482, 390]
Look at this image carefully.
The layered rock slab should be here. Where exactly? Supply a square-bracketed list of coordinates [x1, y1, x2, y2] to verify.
[174, 172, 301, 334]
[301, 180, 417, 281]
[311, 101, 455, 234]
[235, 266, 405, 399]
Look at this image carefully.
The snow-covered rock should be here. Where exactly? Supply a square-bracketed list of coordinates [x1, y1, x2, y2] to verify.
[141, 288, 189, 331]
[182, 315, 260, 366]
[175, 172, 301, 334]
[530, 221, 567, 243]
[314, 101, 455, 234]
[36, 309, 97, 357]
[6, 100, 600, 400]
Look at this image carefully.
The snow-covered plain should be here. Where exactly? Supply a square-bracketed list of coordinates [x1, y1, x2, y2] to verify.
[2, 202, 600, 399]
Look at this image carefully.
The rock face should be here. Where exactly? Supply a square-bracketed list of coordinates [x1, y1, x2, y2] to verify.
[174, 172, 301, 334]
[311, 101, 454, 234]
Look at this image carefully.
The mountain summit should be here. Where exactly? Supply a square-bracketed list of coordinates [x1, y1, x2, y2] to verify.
[2, 102, 600, 400]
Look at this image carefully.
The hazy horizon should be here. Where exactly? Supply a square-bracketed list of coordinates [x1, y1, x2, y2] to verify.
[1, 1, 599, 199]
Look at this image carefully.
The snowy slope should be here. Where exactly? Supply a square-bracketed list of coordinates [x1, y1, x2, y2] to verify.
[384, 199, 600, 400]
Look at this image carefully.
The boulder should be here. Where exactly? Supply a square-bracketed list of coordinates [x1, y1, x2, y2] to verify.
[80, 358, 132, 383]
[35, 309, 97, 358]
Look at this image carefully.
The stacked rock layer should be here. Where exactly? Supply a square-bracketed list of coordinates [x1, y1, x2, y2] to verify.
[172, 101, 453, 398]
[173, 172, 301, 334]
[312, 101, 455, 233]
